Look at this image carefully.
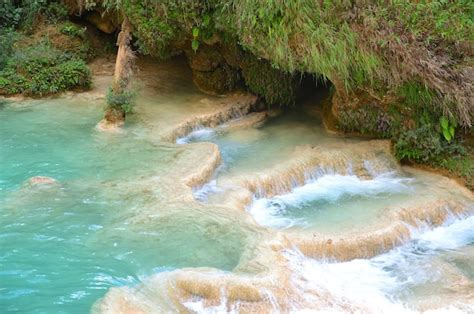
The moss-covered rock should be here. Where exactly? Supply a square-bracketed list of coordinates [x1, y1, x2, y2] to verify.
[183, 41, 296, 102]
[192, 64, 241, 95]
[241, 54, 297, 106]
[185, 44, 223, 72]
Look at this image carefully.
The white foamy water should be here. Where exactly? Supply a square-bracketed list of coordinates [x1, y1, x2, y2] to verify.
[288, 215, 474, 313]
[193, 179, 224, 202]
[248, 172, 414, 229]
[176, 127, 216, 144]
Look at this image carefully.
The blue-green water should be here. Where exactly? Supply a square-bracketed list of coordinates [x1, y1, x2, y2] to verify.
[1, 95, 472, 313]
[0, 100, 246, 312]
[179, 109, 358, 178]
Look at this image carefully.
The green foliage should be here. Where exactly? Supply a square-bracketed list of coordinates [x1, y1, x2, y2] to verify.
[439, 116, 456, 142]
[60, 22, 86, 39]
[0, 41, 91, 95]
[0, 29, 18, 70]
[191, 39, 199, 52]
[192, 27, 199, 38]
[398, 82, 437, 109]
[1, 0, 69, 32]
[223, 1, 382, 90]
[338, 103, 392, 137]
[190, 13, 215, 52]
[106, 88, 135, 114]
[436, 155, 474, 188]
[0, 0, 23, 28]
[394, 119, 467, 166]
[387, 0, 473, 44]
[394, 126, 442, 162]
[2, 0, 69, 31]
[121, 0, 195, 58]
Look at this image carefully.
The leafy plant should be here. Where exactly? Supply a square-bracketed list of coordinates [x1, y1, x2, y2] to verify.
[439, 116, 456, 142]
[60, 22, 86, 39]
[0, 41, 91, 95]
[21, 0, 68, 30]
[191, 39, 199, 52]
[0, 0, 22, 28]
[106, 88, 135, 114]
[394, 126, 442, 162]
[0, 29, 18, 70]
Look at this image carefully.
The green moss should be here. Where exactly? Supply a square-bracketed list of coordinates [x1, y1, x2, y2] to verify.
[193, 64, 241, 95]
[241, 54, 297, 106]
[436, 155, 474, 189]
[338, 103, 392, 137]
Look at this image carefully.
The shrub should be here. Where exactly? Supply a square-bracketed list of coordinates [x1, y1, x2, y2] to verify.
[394, 126, 442, 163]
[60, 22, 86, 39]
[0, 41, 91, 95]
[0, 29, 18, 70]
[106, 88, 135, 114]
[20, 0, 68, 30]
[0, 0, 22, 28]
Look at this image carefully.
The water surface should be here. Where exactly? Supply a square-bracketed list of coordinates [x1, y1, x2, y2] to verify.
[0, 100, 247, 312]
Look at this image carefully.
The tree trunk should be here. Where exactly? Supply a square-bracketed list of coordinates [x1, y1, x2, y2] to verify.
[102, 16, 134, 128]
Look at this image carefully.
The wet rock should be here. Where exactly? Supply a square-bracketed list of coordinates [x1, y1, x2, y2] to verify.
[163, 92, 258, 142]
[192, 65, 241, 95]
[186, 45, 223, 72]
[25, 176, 57, 187]
[96, 120, 124, 133]
[221, 140, 397, 199]
[184, 44, 241, 95]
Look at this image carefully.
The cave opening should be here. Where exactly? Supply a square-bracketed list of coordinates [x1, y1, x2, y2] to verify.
[294, 73, 332, 107]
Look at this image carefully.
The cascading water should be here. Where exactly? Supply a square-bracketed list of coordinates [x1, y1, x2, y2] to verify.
[1, 58, 472, 313]
[288, 215, 474, 312]
[248, 172, 416, 229]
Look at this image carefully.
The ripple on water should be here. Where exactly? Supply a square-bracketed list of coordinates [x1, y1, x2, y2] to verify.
[0, 99, 250, 313]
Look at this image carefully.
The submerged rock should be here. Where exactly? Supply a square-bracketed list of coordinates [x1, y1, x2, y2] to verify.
[95, 119, 124, 133]
[25, 176, 57, 187]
